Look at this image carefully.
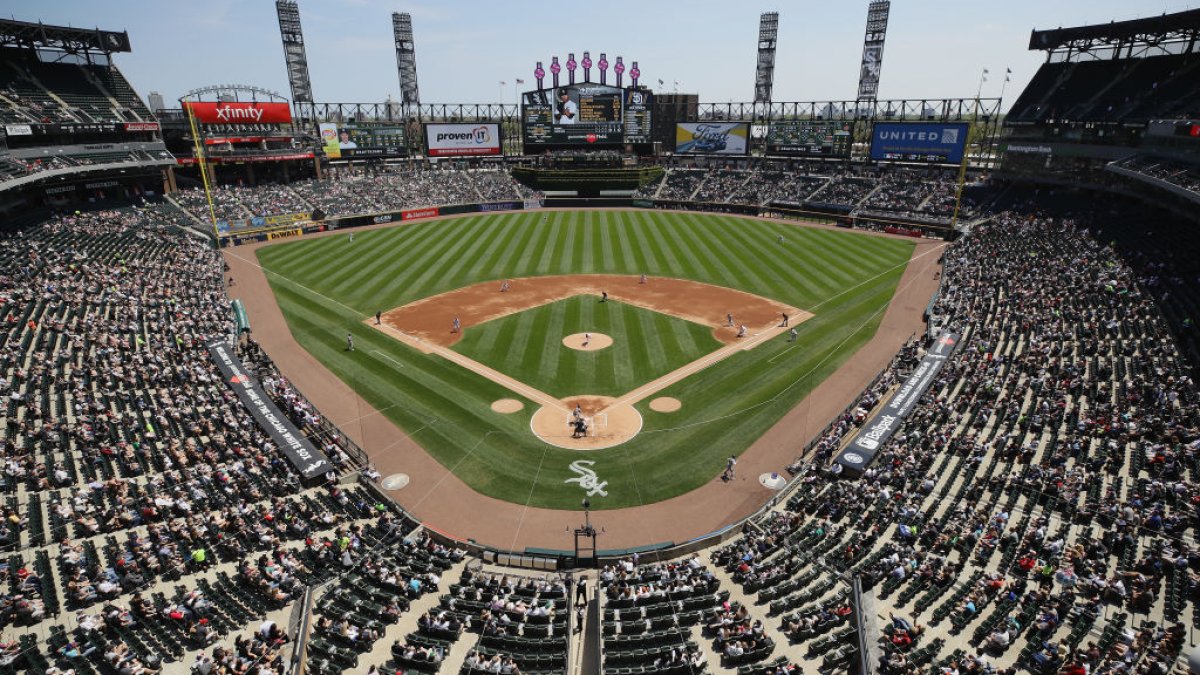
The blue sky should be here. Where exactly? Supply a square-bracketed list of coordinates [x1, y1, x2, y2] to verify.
[6, 0, 1196, 108]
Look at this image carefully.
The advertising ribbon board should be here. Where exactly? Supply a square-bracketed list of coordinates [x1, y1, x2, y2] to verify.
[207, 341, 331, 481]
[835, 332, 959, 475]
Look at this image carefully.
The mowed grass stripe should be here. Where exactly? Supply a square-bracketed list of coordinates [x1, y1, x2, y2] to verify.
[257, 210, 916, 509]
[612, 211, 651, 274]
[705, 214, 833, 302]
[650, 213, 737, 291]
[673, 213, 779, 298]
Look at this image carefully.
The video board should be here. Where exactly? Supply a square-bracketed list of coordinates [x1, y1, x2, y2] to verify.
[425, 123, 502, 157]
[319, 123, 408, 159]
[767, 121, 853, 157]
[674, 122, 749, 155]
[870, 122, 969, 164]
[522, 83, 652, 147]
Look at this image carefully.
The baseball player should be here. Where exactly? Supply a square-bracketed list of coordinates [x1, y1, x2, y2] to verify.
[375, 311, 381, 325]
[452, 317, 461, 333]
[639, 273, 647, 285]
[500, 280, 510, 293]
[737, 324, 747, 338]
[726, 312, 734, 327]
[583, 332, 591, 348]
[346, 333, 354, 351]
[789, 328, 798, 342]
[600, 291, 608, 303]
[781, 312, 789, 327]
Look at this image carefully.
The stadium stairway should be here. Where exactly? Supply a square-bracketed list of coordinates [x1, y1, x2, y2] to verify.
[353, 556, 469, 672]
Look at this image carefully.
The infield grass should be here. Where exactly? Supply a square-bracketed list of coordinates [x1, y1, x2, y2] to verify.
[256, 210, 915, 511]
[453, 296, 722, 398]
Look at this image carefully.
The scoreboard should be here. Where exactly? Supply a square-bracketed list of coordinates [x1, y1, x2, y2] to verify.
[522, 83, 653, 147]
[767, 121, 853, 157]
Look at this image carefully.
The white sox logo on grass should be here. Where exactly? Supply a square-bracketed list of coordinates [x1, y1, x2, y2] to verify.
[565, 460, 608, 497]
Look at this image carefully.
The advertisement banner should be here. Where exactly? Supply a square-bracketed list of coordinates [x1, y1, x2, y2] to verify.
[267, 228, 303, 240]
[4, 124, 32, 136]
[176, 153, 314, 165]
[425, 123, 502, 156]
[870, 122, 969, 164]
[835, 332, 959, 475]
[207, 341, 331, 481]
[184, 101, 293, 125]
[675, 122, 749, 155]
[123, 122, 160, 132]
[478, 201, 521, 212]
[319, 123, 341, 159]
[402, 207, 439, 221]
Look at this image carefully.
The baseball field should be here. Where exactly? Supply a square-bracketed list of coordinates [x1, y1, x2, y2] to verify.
[253, 209, 915, 510]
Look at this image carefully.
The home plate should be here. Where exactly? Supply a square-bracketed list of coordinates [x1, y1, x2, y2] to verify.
[382, 473, 411, 490]
[759, 472, 787, 490]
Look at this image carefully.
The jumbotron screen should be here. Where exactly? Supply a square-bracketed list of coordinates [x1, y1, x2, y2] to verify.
[522, 84, 652, 147]
[766, 121, 853, 157]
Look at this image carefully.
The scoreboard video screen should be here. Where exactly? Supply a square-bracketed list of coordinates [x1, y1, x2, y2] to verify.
[522, 84, 652, 147]
[767, 121, 853, 157]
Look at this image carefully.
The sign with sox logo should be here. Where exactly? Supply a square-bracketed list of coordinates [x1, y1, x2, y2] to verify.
[564, 460, 609, 497]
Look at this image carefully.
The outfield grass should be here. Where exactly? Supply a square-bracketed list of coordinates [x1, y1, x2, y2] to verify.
[256, 210, 915, 510]
[452, 296, 722, 398]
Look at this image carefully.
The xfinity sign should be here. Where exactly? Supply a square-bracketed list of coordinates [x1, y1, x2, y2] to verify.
[870, 122, 969, 164]
[425, 123, 502, 156]
[184, 102, 292, 125]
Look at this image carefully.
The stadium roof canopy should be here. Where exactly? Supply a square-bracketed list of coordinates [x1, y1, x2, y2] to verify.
[0, 18, 131, 54]
[1029, 8, 1200, 58]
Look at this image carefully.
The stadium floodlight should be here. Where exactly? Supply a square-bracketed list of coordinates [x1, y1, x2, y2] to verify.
[754, 12, 779, 103]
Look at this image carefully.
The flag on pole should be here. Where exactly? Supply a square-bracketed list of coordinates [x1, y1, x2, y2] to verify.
[1005, 68, 1012, 82]
[515, 78, 525, 84]
[500, 81, 507, 86]
[658, 79, 664, 86]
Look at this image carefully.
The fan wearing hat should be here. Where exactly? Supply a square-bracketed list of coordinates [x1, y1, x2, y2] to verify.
[554, 88, 577, 125]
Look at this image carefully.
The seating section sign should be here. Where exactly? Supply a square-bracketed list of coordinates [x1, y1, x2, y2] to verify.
[835, 332, 959, 475]
[208, 341, 331, 481]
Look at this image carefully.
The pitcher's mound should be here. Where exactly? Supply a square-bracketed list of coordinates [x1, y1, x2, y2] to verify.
[649, 397, 682, 412]
[563, 332, 613, 351]
[491, 399, 524, 413]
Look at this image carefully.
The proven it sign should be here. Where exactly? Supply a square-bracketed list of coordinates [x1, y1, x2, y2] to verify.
[425, 123, 501, 156]
[185, 101, 292, 125]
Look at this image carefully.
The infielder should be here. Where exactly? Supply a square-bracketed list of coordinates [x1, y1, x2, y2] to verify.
[726, 312, 734, 327]
[500, 280, 511, 293]
[737, 324, 747, 338]
[452, 317, 461, 333]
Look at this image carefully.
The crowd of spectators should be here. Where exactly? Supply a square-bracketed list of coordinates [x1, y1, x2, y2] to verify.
[740, 209, 1200, 674]
[1113, 155, 1200, 197]
[177, 168, 534, 224]
[858, 169, 964, 222]
[0, 207, 437, 673]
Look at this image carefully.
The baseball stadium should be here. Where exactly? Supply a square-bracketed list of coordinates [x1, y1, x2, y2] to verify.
[0, 2, 1198, 675]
